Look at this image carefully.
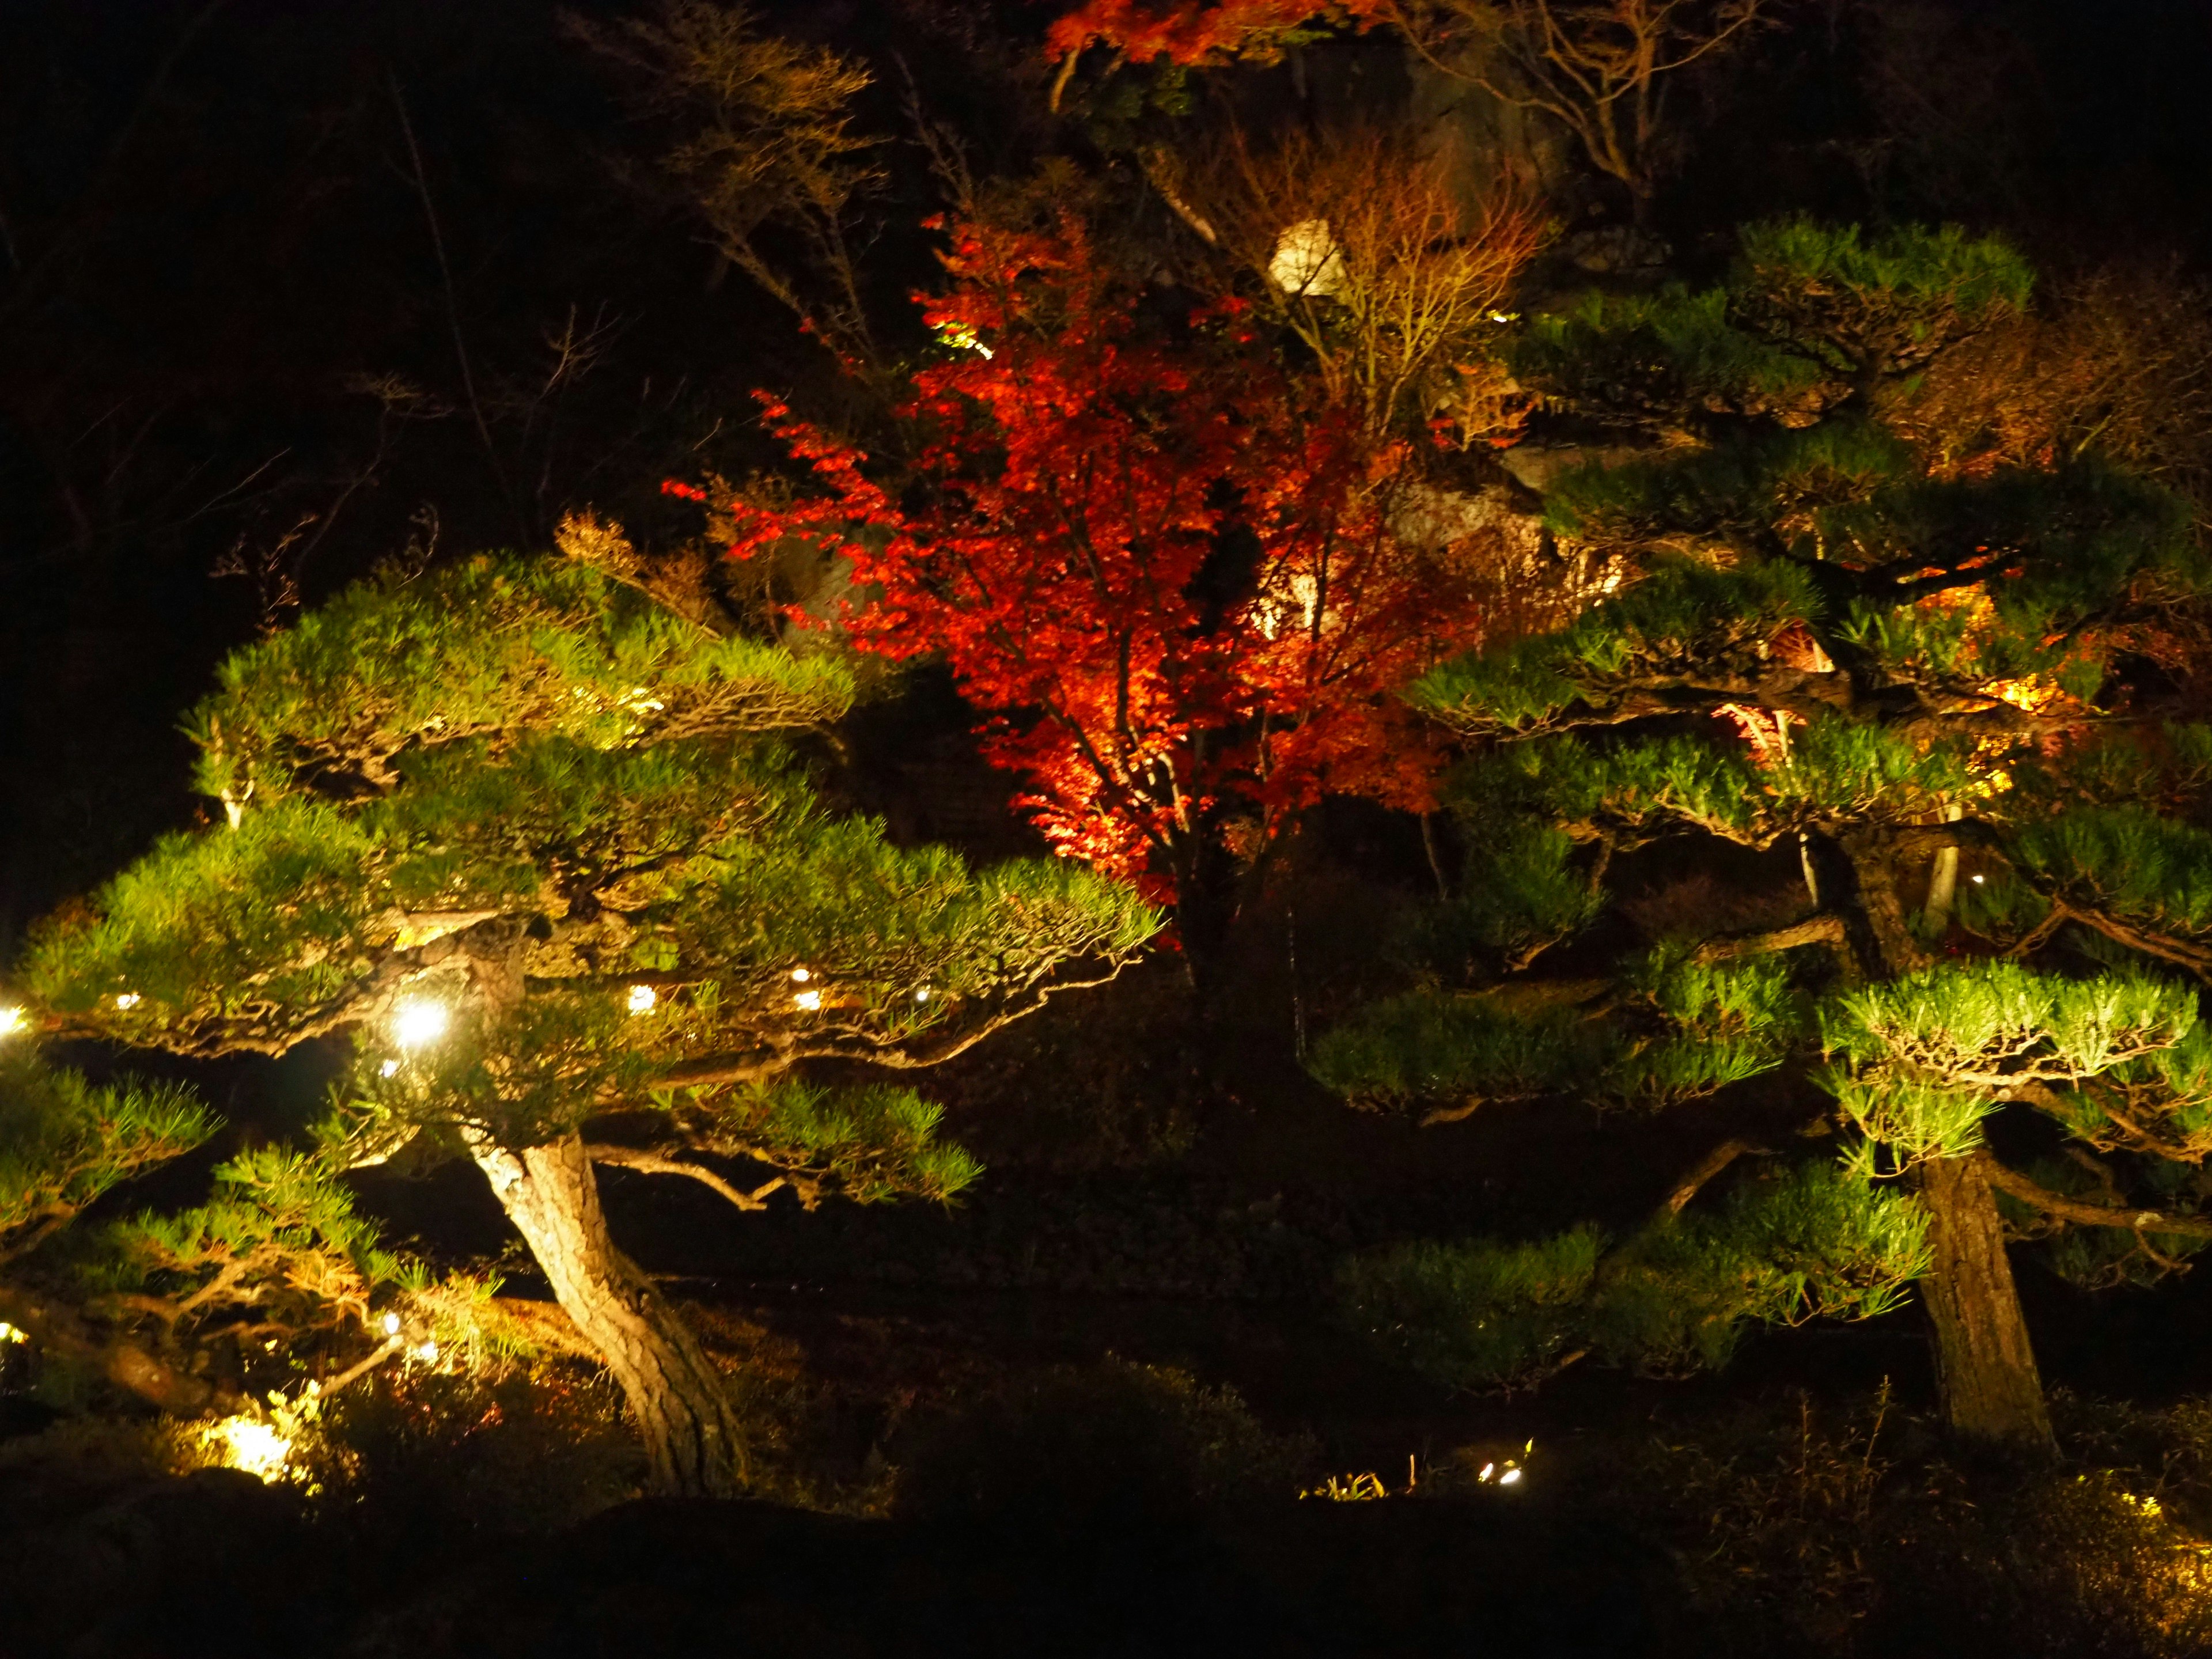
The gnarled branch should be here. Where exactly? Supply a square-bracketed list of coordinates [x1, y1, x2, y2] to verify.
[584, 1145, 790, 1213]
[1978, 1153, 2212, 1241]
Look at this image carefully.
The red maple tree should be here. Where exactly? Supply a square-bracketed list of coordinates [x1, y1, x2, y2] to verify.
[705, 214, 1495, 964]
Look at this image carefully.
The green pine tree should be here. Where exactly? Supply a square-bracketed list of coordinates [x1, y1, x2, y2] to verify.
[12, 521, 1157, 1494]
[1315, 220, 2212, 1446]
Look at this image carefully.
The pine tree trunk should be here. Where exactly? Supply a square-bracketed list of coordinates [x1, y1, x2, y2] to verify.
[468, 1132, 749, 1495]
[1917, 1153, 2053, 1449]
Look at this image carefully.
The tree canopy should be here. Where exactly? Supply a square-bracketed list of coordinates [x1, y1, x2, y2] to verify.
[13, 525, 1157, 1493]
[1314, 218, 2212, 1444]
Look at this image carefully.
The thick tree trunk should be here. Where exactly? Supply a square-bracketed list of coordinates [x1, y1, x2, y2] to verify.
[468, 1132, 749, 1496]
[1917, 1153, 2053, 1449]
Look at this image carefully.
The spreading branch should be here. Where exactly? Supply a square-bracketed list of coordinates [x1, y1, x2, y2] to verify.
[1978, 1153, 2212, 1242]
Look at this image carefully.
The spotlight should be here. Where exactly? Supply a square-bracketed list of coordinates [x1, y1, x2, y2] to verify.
[391, 998, 450, 1050]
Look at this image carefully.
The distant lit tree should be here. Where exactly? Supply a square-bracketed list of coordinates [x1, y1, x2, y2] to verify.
[16, 523, 1155, 1494]
[1046, 0, 1774, 215]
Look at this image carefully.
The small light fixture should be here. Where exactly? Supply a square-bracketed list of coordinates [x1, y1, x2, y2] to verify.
[415, 1340, 439, 1363]
[1971, 874, 1986, 884]
[915, 987, 931, 1003]
[790, 967, 812, 983]
[794, 989, 823, 1012]
[391, 997, 450, 1050]
[1498, 1467, 1522, 1486]
[113, 992, 142, 1010]
[379, 1059, 402, 1078]
[381, 1312, 402, 1336]
[627, 984, 657, 1014]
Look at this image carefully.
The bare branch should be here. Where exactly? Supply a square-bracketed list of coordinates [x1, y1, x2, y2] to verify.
[1654, 1137, 1767, 1221]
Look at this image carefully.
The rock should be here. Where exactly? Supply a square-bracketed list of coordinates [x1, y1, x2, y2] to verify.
[0, 1467, 323, 1657]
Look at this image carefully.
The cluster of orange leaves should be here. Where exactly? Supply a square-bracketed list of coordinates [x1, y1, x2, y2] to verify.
[1044, 0, 1392, 67]
[704, 213, 1488, 903]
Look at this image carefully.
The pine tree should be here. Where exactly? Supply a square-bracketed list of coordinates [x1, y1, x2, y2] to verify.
[14, 522, 1156, 1494]
[1314, 219, 2212, 1446]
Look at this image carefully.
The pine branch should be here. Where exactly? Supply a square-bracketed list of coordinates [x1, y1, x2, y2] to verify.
[1654, 1137, 1768, 1221]
[1691, 913, 1847, 964]
[1978, 1153, 2212, 1241]
[585, 1144, 795, 1213]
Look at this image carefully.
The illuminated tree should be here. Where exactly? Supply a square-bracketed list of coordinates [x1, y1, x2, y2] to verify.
[1391, 0, 1775, 217]
[1179, 122, 1552, 438]
[16, 524, 1156, 1494]
[715, 213, 1500, 975]
[1045, 0, 1772, 215]
[1315, 219, 2212, 1447]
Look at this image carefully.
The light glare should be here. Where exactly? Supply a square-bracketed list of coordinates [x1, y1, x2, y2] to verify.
[392, 998, 450, 1050]
[794, 989, 823, 1012]
[113, 992, 142, 1010]
[0, 1007, 25, 1040]
[205, 1416, 292, 1482]
[627, 984, 657, 1014]
[381, 1312, 402, 1336]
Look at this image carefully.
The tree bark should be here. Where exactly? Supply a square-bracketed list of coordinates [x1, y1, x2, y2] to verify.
[468, 1132, 749, 1496]
[1916, 1153, 2053, 1449]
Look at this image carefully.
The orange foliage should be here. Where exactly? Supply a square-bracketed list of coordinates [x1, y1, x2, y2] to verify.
[1044, 0, 1391, 67]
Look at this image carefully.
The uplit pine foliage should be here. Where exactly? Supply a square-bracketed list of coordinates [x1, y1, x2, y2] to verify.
[1341, 1165, 1928, 1390]
[18, 530, 1156, 1493]
[188, 555, 851, 815]
[89, 1146, 405, 1342]
[1306, 988, 1604, 1111]
[1312, 946, 1803, 1114]
[681, 1077, 983, 1206]
[0, 1054, 216, 1266]
[1316, 218, 2212, 1438]
[28, 550, 1157, 1110]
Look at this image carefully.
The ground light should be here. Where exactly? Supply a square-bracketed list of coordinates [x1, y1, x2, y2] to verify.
[204, 1415, 293, 1482]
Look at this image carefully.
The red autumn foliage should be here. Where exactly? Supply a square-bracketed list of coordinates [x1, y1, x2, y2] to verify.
[1044, 1, 1391, 67]
[711, 215, 1494, 931]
